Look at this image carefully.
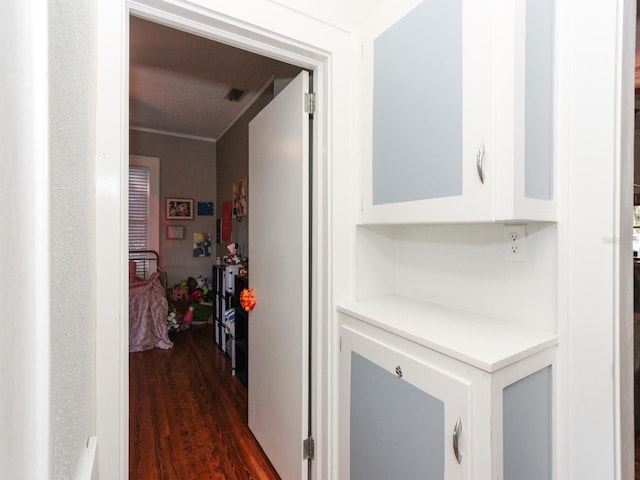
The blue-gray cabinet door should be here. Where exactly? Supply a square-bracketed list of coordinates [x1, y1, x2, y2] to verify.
[339, 324, 471, 479]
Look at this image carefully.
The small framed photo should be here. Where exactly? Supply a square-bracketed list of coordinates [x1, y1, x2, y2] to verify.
[166, 225, 184, 239]
[166, 198, 193, 220]
[232, 177, 248, 217]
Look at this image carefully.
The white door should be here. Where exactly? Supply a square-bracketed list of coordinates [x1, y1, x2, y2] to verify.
[248, 70, 310, 480]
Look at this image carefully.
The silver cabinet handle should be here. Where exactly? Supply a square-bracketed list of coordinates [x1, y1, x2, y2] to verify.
[476, 143, 486, 184]
[452, 417, 463, 464]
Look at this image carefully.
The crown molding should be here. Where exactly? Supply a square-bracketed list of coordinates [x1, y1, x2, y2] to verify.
[129, 126, 217, 143]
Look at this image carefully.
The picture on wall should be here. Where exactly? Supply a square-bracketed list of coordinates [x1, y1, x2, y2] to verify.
[232, 177, 248, 218]
[166, 225, 185, 239]
[193, 233, 212, 257]
[166, 198, 193, 220]
[197, 201, 214, 216]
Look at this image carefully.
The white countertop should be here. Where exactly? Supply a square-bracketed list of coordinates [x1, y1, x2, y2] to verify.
[337, 295, 558, 373]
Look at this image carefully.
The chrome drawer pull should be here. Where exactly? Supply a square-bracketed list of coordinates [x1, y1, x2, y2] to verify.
[476, 143, 486, 184]
[453, 417, 463, 464]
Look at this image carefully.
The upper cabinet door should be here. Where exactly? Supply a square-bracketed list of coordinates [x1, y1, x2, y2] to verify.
[493, 0, 556, 222]
[358, 0, 556, 224]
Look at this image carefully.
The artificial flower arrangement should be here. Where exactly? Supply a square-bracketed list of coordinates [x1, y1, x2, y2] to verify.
[239, 288, 256, 312]
[167, 308, 180, 333]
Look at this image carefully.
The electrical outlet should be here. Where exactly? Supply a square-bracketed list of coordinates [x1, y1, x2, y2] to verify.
[504, 225, 526, 261]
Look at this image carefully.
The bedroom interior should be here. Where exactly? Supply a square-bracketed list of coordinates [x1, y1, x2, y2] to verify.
[127, 15, 303, 477]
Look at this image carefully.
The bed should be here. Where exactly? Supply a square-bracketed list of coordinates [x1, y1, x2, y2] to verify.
[129, 250, 174, 352]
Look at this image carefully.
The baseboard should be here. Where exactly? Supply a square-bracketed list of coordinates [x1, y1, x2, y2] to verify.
[75, 436, 98, 480]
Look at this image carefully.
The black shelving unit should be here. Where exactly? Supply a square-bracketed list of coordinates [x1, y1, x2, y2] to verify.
[212, 264, 226, 351]
[234, 274, 249, 389]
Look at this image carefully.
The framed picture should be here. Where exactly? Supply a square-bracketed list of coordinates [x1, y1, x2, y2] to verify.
[232, 177, 248, 217]
[166, 198, 193, 220]
[193, 233, 212, 257]
[197, 201, 214, 216]
[166, 225, 184, 239]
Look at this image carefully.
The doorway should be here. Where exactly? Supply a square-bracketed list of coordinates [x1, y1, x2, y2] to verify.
[128, 14, 314, 479]
[96, 3, 338, 479]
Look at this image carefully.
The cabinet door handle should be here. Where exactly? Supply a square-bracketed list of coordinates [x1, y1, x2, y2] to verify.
[452, 417, 463, 464]
[476, 143, 486, 184]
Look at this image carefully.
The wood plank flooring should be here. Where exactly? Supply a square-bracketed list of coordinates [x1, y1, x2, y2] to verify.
[637, 438, 640, 479]
[129, 324, 280, 480]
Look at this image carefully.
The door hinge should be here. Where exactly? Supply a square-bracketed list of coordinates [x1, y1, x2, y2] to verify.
[303, 436, 315, 461]
[304, 92, 316, 114]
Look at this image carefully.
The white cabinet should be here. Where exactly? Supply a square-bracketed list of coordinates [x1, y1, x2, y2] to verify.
[358, 0, 556, 224]
[340, 320, 471, 479]
[338, 296, 557, 480]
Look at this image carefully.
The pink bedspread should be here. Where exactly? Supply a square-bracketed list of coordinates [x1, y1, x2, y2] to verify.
[129, 272, 173, 352]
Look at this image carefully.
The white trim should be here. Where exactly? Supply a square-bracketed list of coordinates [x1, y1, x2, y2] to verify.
[95, 0, 129, 478]
[31, 1, 51, 478]
[73, 436, 98, 480]
[129, 126, 217, 143]
[555, 0, 635, 478]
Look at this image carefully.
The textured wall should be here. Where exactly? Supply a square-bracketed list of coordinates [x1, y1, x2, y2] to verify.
[129, 130, 217, 285]
[48, 1, 98, 479]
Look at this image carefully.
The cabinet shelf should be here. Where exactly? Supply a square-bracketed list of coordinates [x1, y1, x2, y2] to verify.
[337, 295, 557, 373]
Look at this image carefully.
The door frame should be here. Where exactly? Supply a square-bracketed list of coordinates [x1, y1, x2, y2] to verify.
[95, 1, 350, 478]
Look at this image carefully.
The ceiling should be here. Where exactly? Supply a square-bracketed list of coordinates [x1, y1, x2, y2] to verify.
[129, 16, 303, 141]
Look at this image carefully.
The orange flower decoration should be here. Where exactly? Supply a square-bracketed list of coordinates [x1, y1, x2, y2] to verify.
[239, 288, 256, 312]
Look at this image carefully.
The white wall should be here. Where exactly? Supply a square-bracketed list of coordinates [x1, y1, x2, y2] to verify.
[357, 223, 557, 332]
[0, 1, 99, 479]
[49, 1, 98, 478]
[0, 3, 51, 479]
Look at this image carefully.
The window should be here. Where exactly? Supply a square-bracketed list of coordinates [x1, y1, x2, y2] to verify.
[129, 156, 160, 277]
[129, 166, 150, 277]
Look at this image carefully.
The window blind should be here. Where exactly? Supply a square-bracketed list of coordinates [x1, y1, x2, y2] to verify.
[129, 166, 149, 277]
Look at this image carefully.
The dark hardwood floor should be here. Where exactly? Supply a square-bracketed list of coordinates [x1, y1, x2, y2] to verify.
[129, 324, 280, 480]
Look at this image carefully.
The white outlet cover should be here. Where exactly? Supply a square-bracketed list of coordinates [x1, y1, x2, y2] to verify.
[504, 225, 527, 261]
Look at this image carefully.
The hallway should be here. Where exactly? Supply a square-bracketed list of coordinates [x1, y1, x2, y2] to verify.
[129, 324, 280, 479]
